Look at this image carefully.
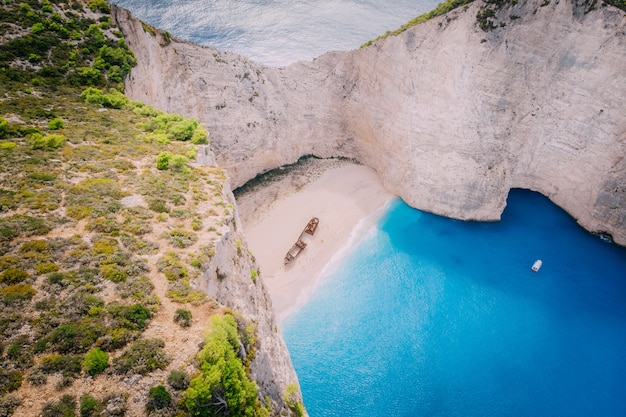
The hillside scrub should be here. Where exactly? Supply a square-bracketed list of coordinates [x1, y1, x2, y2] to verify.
[0, 0, 248, 415]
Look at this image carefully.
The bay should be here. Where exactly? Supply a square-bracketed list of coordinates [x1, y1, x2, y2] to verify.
[283, 190, 626, 416]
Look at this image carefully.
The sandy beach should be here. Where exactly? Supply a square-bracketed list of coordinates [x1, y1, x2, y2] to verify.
[236, 160, 394, 323]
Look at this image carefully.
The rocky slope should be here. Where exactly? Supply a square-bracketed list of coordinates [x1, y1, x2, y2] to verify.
[114, 0, 626, 246]
[193, 168, 302, 414]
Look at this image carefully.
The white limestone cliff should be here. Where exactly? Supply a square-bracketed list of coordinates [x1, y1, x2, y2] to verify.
[113, 0, 626, 246]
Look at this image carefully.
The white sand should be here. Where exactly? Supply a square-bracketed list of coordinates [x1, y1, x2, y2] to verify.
[237, 162, 394, 323]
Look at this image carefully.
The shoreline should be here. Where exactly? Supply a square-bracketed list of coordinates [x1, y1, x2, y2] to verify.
[236, 160, 394, 323]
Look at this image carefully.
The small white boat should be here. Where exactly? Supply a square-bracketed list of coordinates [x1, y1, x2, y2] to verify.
[531, 259, 542, 272]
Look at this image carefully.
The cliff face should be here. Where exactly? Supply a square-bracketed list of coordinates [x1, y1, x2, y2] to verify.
[196, 172, 301, 413]
[114, 0, 626, 246]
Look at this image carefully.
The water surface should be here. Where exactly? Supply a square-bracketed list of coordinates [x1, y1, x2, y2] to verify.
[283, 190, 626, 417]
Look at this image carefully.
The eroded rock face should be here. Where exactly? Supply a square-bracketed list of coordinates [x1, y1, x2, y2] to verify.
[113, 0, 626, 239]
[194, 152, 302, 414]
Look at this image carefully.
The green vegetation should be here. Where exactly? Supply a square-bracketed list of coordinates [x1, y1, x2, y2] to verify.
[41, 394, 76, 417]
[164, 229, 198, 248]
[47, 118, 66, 130]
[82, 347, 109, 376]
[146, 385, 171, 412]
[79, 395, 103, 417]
[283, 384, 305, 417]
[167, 369, 191, 391]
[0, 395, 21, 417]
[174, 308, 193, 327]
[605, 0, 626, 11]
[112, 338, 170, 375]
[362, 0, 475, 47]
[0, 370, 22, 394]
[183, 314, 268, 417]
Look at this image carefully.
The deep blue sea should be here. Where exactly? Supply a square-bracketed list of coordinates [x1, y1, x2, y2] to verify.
[283, 190, 626, 417]
[111, 2, 626, 415]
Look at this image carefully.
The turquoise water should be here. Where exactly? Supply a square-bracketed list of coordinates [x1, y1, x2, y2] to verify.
[283, 190, 626, 417]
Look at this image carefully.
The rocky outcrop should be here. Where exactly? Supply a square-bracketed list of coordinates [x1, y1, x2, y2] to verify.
[114, 0, 626, 246]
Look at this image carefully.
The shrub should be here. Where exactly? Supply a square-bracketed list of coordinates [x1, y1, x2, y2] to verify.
[167, 118, 197, 141]
[147, 199, 170, 213]
[86, 217, 120, 233]
[49, 323, 102, 354]
[283, 383, 305, 417]
[89, 0, 111, 13]
[167, 369, 190, 391]
[79, 395, 103, 417]
[157, 252, 187, 281]
[186, 146, 198, 160]
[83, 347, 109, 376]
[27, 368, 48, 386]
[79, 87, 128, 108]
[32, 22, 45, 34]
[115, 275, 157, 304]
[119, 234, 158, 254]
[250, 269, 258, 282]
[36, 262, 59, 274]
[39, 354, 82, 376]
[0, 369, 23, 393]
[0, 284, 36, 304]
[123, 304, 151, 329]
[47, 118, 65, 130]
[169, 154, 188, 172]
[29, 133, 65, 149]
[41, 394, 76, 417]
[0, 141, 16, 151]
[6, 336, 34, 369]
[73, 68, 106, 87]
[0, 256, 19, 271]
[183, 315, 260, 416]
[0, 394, 21, 417]
[156, 152, 171, 170]
[167, 282, 206, 305]
[173, 309, 192, 327]
[191, 125, 208, 144]
[20, 239, 49, 253]
[26, 173, 57, 183]
[0, 214, 50, 242]
[146, 385, 171, 412]
[46, 271, 66, 287]
[164, 229, 197, 248]
[0, 268, 29, 285]
[100, 264, 127, 283]
[112, 338, 170, 376]
[66, 205, 93, 220]
[91, 237, 118, 256]
[0, 118, 8, 139]
[97, 327, 138, 352]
